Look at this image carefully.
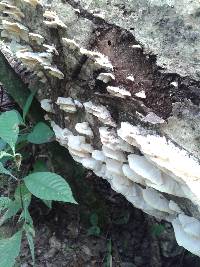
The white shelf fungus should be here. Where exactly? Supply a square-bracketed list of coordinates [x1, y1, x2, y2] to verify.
[97, 73, 115, 83]
[128, 154, 163, 186]
[56, 97, 77, 113]
[92, 150, 105, 162]
[172, 215, 200, 257]
[107, 86, 131, 98]
[43, 10, 67, 29]
[84, 101, 116, 127]
[40, 99, 54, 113]
[29, 33, 44, 45]
[75, 122, 94, 138]
[1, 20, 29, 41]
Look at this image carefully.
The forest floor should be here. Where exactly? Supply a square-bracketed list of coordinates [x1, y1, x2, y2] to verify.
[19, 171, 200, 267]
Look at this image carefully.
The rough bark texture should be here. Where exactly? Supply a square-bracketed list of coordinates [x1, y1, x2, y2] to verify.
[1, 0, 200, 257]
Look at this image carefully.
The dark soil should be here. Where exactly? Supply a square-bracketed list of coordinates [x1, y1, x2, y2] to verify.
[19, 172, 200, 267]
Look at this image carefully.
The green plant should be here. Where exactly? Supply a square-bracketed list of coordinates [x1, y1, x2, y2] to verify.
[87, 212, 101, 236]
[0, 95, 77, 266]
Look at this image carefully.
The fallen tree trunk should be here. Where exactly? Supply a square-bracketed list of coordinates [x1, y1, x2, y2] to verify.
[1, 0, 200, 257]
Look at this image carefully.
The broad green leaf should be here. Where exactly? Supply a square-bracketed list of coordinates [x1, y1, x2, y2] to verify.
[24, 172, 77, 203]
[0, 110, 20, 150]
[27, 122, 54, 144]
[14, 183, 32, 209]
[0, 138, 7, 151]
[24, 225, 35, 265]
[42, 199, 52, 209]
[0, 230, 22, 267]
[23, 89, 37, 121]
[0, 197, 11, 212]
[0, 200, 21, 226]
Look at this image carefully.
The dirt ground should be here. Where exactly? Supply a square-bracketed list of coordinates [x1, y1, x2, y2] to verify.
[19, 172, 200, 267]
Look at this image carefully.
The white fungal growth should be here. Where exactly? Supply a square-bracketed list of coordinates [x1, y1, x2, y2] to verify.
[62, 38, 80, 50]
[172, 215, 200, 257]
[29, 33, 44, 45]
[131, 44, 142, 49]
[107, 86, 131, 98]
[122, 164, 145, 185]
[84, 101, 116, 127]
[16, 51, 52, 69]
[80, 48, 113, 70]
[50, 122, 72, 147]
[102, 145, 126, 162]
[56, 97, 77, 113]
[1, 20, 29, 41]
[92, 150, 105, 162]
[126, 75, 135, 82]
[40, 99, 54, 113]
[23, 0, 42, 7]
[0, 2, 24, 21]
[135, 90, 146, 98]
[97, 73, 115, 83]
[141, 112, 165, 124]
[43, 10, 67, 28]
[44, 66, 64, 79]
[128, 154, 163, 186]
[105, 158, 124, 177]
[75, 122, 94, 138]
[142, 188, 172, 214]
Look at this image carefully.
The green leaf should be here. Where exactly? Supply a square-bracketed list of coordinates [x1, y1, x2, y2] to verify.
[90, 213, 98, 226]
[0, 138, 7, 151]
[0, 197, 11, 212]
[0, 231, 22, 267]
[0, 110, 20, 150]
[14, 183, 32, 209]
[24, 224, 35, 265]
[42, 199, 52, 209]
[23, 89, 37, 121]
[27, 122, 54, 144]
[0, 162, 13, 177]
[151, 224, 165, 237]
[0, 200, 21, 226]
[87, 226, 101, 236]
[24, 172, 77, 203]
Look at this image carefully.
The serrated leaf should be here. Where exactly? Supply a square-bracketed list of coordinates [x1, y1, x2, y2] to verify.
[0, 110, 20, 150]
[27, 122, 54, 144]
[0, 230, 22, 267]
[24, 172, 77, 203]
[0, 197, 11, 212]
[23, 89, 37, 121]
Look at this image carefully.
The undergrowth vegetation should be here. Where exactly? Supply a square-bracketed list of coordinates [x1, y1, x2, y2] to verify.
[0, 92, 77, 267]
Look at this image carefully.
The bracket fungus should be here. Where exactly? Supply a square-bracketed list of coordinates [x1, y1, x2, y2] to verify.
[43, 10, 67, 29]
[84, 101, 116, 127]
[40, 99, 54, 113]
[1, 20, 29, 41]
[75, 122, 94, 138]
[106, 86, 131, 98]
[56, 97, 77, 113]
[97, 73, 115, 83]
